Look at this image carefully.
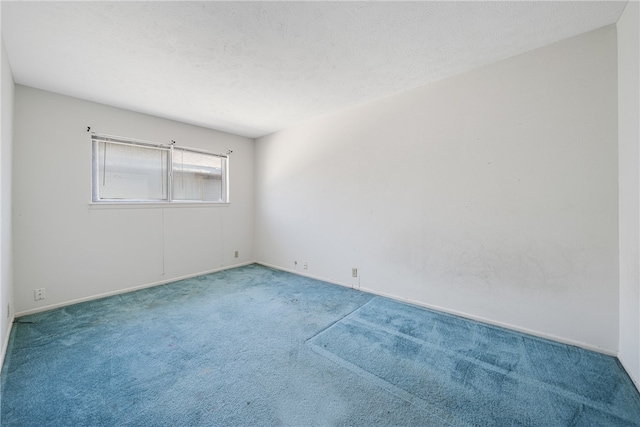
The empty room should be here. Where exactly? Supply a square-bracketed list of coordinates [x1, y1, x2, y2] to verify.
[1, 1, 639, 425]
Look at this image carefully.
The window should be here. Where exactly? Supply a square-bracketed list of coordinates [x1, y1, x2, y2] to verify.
[92, 135, 228, 203]
[172, 148, 225, 202]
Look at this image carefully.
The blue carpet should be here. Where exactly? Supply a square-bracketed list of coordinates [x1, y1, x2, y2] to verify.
[307, 297, 640, 426]
[1, 264, 639, 426]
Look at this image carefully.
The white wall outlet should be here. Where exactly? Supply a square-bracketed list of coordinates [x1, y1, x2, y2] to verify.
[234, 250, 239, 258]
[34, 288, 46, 301]
[303, 261, 308, 270]
[352, 268, 358, 277]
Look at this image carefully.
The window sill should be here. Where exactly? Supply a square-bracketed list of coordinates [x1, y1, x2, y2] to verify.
[89, 202, 230, 210]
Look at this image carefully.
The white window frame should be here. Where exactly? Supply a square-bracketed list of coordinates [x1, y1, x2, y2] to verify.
[91, 134, 229, 205]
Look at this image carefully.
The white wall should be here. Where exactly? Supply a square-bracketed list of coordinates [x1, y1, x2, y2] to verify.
[618, 0, 640, 388]
[255, 26, 619, 353]
[1, 38, 15, 367]
[12, 86, 254, 315]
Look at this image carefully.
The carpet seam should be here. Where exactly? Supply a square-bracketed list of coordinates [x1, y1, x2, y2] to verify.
[307, 342, 467, 427]
[303, 295, 377, 344]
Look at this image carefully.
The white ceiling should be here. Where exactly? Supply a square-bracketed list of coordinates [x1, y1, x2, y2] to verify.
[1, 1, 628, 138]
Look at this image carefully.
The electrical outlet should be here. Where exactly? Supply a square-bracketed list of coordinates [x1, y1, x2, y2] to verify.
[352, 268, 358, 278]
[303, 261, 308, 270]
[234, 250, 239, 258]
[34, 288, 46, 301]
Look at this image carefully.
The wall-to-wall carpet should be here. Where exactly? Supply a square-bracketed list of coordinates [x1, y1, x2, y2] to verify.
[2, 265, 638, 426]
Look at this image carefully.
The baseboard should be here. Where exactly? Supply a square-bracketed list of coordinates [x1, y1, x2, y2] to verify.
[359, 285, 617, 357]
[0, 313, 15, 374]
[256, 262, 617, 357]
[618, 355, 640, 394]
[11, 260, 626, 366]
[15, 261, 255, 318]
[256, 262, 359, 290]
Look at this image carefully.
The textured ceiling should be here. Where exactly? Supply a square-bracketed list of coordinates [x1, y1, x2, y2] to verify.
[1, 1, 628, 138]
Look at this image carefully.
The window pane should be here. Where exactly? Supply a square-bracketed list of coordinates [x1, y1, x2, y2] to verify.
[97, 141, 168, 200]
[172, 149, 224, 202]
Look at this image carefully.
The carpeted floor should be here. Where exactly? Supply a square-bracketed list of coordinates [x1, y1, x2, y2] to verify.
[1, 264, 639, 426]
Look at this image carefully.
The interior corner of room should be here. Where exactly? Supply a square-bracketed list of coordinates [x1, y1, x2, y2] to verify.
[0, 0, 638, 416]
